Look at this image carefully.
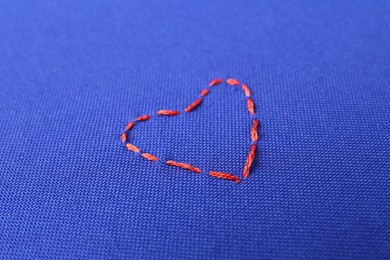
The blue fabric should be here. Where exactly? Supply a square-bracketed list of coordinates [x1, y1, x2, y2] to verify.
[1, 0, 389, 259]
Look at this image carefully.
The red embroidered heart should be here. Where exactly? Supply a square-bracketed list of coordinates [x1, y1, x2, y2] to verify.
[121, 78, 259, 184]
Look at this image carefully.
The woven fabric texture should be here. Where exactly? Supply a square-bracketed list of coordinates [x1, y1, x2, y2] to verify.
[0, 0, 389, 259]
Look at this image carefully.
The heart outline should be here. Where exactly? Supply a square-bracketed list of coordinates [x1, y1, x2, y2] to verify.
[121, 78, 259, 184]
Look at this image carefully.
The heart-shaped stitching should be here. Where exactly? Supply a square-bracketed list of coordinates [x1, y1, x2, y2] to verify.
[121, 78, 259, 184]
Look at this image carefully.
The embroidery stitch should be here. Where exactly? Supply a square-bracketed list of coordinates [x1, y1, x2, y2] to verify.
[209, 171, 242, 184]
[251, 119, 259, 142]
[243, 144, 256, 179]
[200, 89, 209, 96]
[226, 78, 240, 86]
[121, 78, 260, 184]
[209, 78, 222, 86]
[121, 132, 127, 143]
[185, 98, 202, 112]
[166, 160, 202, 173]
[125, 121, 135, 131]
[157, 110, 180, 116]
[126, 143, 140, 153]
[247, 98, 255, 115]
[136, 115, 151, 121]
[142, 153, 158, 162]
[242, 84, 251, 97]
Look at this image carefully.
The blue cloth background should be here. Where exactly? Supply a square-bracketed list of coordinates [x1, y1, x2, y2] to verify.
[0, 0, 389, 259]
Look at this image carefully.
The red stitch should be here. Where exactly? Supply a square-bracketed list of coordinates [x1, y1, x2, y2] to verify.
[125, 121, 135, 131]
[166, 160, 202, 173]
[122, 78, 260, 183]
[209, 78, 223, 86]
[185, 98, 202, 112]
[247, 98, 255, 115]
[251, 119, 259, 142]
[200, 88, 209, 96]
[157, 110, 180, 116]
[126, 143, 140, 153]
[142, 153, 158, 162]
[226, 78, 240, 86]
[242, 84, 251, 97]
[121, 132, 127, 143]
[136, 115, 151, 121]
[210, 171, 241, 184]
[243, 144, 256, 178]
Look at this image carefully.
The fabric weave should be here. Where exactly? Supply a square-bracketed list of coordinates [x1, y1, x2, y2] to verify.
[0, 0, 389, 259]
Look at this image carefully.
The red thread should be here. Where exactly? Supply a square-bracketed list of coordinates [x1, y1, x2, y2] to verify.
[122, 78, 260, 184]
[247, 98, 255, 115]
[209, 78, 222, 86]
[125, 121, 135, 131]
[126, 143, 140, 153]
[210, 171, 241, 184]
[200, 88, 209, 96]
[157, 110, 180, 116]
[251, 119, 259, 142]
[166, 160, 202, 173]
[242, 84, 251, 97]
[121, 132, 127, 143]
[226, 78, 240, 86]
[243, 144, 256, 178]
[185, 98, 202, 112]
[136, 115, 151, 121]
[142, 153, 158, 162]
